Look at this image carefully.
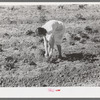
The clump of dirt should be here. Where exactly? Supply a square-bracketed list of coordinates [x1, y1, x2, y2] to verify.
[91, 36, 100, 43]
[85, 26, 93, 34]
[71, 34, 81, 41]
[5, 56, 14, 62]
[29, 61, 37, 66]
[3, 33, 10, 38]
[37, 5, 42, 10]
[78, 31, 89, 39]
[4, 63, 15, 71]
[31, 45, 37, 49]
[0, 44, 3, 52]
[79, 4, 87, 9]
[75, 14, 86, 20]
[25, 29, 36, 37]
[4, 56, 18, 71]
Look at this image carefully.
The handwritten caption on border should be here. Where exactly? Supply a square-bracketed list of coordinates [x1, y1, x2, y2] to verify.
[48, 88, 61, 92]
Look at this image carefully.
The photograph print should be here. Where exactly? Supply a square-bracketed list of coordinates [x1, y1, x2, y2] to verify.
[0, 3, 100, 87]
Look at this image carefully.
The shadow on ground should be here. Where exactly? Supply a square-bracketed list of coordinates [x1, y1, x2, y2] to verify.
[51, 52, 98, 64]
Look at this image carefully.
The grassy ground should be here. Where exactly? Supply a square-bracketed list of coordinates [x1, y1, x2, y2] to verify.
[0, 4, 100, 87]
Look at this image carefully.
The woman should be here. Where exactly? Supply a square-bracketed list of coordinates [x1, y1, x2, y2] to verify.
[35, 20, 65, 60]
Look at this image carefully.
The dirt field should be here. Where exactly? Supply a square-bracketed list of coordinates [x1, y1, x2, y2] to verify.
[0, 4, 100, 87]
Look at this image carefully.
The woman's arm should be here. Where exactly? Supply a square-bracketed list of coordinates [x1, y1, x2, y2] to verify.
[43, 36, 49, 58]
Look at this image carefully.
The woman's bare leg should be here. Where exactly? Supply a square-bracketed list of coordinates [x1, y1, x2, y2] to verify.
[43, 37, 49, 58]
[57, 45, 62, 58]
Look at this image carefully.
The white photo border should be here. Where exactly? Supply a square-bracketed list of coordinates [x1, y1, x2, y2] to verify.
[0, 2, 100, 98]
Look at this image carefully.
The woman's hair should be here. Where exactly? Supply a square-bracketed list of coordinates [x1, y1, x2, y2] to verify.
[35, 27, 47, 36]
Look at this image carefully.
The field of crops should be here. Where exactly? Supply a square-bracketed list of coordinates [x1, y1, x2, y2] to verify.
[0, 4, 100, 87]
